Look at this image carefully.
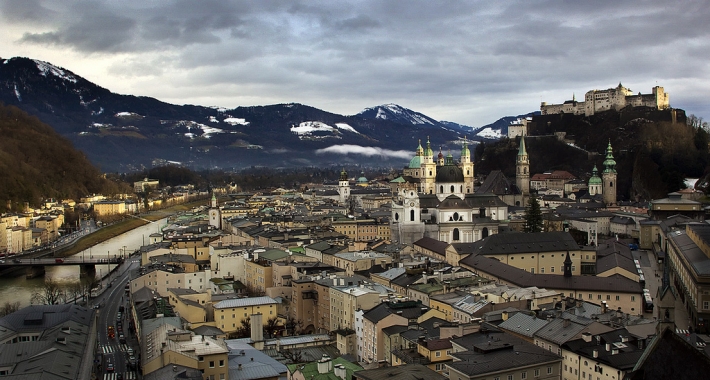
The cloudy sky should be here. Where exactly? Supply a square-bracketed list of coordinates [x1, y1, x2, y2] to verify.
[1, 0, 709, 127]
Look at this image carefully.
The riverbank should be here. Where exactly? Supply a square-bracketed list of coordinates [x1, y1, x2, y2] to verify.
[58, 197, 209, 258]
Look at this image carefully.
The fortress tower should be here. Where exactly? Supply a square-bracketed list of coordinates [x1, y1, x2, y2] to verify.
[602, 141, 617, 206]
[516, 136, 530, 196]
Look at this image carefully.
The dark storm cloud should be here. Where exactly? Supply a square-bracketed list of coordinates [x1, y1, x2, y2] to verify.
[3, 0, 710, 125]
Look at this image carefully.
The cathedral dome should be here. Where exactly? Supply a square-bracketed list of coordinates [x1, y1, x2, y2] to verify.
[409, 155, 422, 168]
[435, 165, 464, 183]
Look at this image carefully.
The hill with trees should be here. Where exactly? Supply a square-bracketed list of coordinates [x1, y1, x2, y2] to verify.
[475, 107, 709, 201]
[0, 104, 129, 212]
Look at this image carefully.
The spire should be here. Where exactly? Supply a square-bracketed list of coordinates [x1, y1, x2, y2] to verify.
[416, 139, 423, 156]
[518, 136, 527, 156]
[603, 140, 617, 174]
[445, 150, 454, 166]
[339, 168, 348, 181]
[461, 136, 470, 157]
[424, 136, 434, 157]
[572, 93, 576, 102]
[563, 251, 572, 277]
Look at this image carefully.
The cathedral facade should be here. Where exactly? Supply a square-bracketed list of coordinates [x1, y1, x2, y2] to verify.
[391, 138, 509, 245]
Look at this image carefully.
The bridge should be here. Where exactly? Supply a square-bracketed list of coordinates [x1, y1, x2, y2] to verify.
[0, 257, 124, 279]
[0, 257, 124, 267]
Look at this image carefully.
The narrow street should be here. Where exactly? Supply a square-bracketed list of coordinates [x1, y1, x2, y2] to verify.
[92, 255, 141, 380]
[634, 249, 690, 328]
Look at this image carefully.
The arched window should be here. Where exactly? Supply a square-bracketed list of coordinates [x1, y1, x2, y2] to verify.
[453, 228, 460, 241]
[394, 213, 399, 221]
[524, 167, 527, 174]
[429, 171, 432, 176]
[482, 227, 489, 238]
[610, 181, 614, 187]
[429, 190, 433, 194]
[460, 185, 463, 192]
[467, 170, 470, 175]
[440, 185, 444, 193]
[410, 210, 415, 221]
[453, 212, 459, 221]
[450, 185, 455, 192]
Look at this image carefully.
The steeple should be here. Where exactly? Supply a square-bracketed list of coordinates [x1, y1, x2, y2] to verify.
[424, 136, 434, 157]
[437, 147, 444, 166]
[563, 251, 572, 277]
[339, 168, 348, 181]
[461, 137, 471, 160]
[518, 135, 527, 157]
[416, 139, 423, 156]
[516, 136, 530, 196]
[603, 140, 617, 173]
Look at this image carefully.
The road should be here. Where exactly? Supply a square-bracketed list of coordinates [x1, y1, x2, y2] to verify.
[92, 255, 141, 380]
[633, 249, 690, 326]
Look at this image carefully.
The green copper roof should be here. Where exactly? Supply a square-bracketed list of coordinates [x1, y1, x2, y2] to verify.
[409, 155, 422, 168]
[461, 137, 470, 157]
[416, 139, 424, 155]
[589, 165, 602, 185]
[390, 176, 406, 183]
[603, 140, 617, 173]
[518, 136, 527, 156]
[424, 137, 434, 156]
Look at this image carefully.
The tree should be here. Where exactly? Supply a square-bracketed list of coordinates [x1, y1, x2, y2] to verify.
[524, 194, 543, 233]
[0, 301, 21, 317]
[31, 279, 64, 305]
[264, 317, 280, 338]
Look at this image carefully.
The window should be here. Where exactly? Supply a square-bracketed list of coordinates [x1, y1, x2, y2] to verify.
[598, 294, 602, 300]
[534, 369, 540, 376]
[547, 366, 553, 374]
[521, 372, 527, 379]
[550, 266, 555, 273]
[616, 295, 620, 301]
[607, 295, 611, 300]
[219, 360, 224, 367]
[199, 356, 204, 362]
[435, 351, 441, 357]
[540, 267, 545, 273]
[209, 361, 215, 368]
[704, 301, 710, 310]
[589, 293, 593, 300]
[632, 296, 636, 301]
[507, 375, 513, 380]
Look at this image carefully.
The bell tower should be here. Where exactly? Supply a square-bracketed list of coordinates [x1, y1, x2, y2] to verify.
[516, 136, 530, 195]
[602, 141, 617, 206]
[208, 193, 221, 230]
[460, 137, 474, 194]
[338, 168, 350, 204]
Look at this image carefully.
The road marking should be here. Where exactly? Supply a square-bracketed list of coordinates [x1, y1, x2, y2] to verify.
[100, 345, 114, 354]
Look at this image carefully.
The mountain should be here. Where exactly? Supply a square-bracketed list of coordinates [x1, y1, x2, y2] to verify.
[0, 57, 476, 172]
[0, 104, 127, 212]
[472, 112, 541, 139]
[356, 104, 479, 134]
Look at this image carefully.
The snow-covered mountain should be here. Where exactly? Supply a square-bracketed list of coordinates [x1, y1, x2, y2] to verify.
[473, 112, 541, 139]
[356, 104, 440, 126]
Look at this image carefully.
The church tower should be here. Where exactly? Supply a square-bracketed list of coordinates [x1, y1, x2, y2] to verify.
[588, 165, 602, 196]
[208, 193, 221, 230]
[437, 147, 445, 166]
[516, 136, 530, 195]
[602, 141, 617, 206]
[338, 168, 350, 204]
[421, 137, 437, 194]
[460, 137, 474, 194]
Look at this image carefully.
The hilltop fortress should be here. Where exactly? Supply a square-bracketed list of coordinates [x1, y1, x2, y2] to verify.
[541, 83, 669, 116]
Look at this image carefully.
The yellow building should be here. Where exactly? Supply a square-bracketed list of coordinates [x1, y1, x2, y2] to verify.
[213, 296, 277, 334]
[93, 200, 127, 216]
[142, 324, 228, 379]
[168, 288, 212, 327]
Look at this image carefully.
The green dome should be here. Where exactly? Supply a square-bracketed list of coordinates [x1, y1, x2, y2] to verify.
[589, 165, 602, 185]
[461, 138, 470, 157]
[409, 155, 422, 168]
[603, 141, 617, 174]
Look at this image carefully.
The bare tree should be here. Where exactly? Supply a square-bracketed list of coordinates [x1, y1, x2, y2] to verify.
[0, 301, 21, 317]
[264, 316, 280, 338]
[31, 279, 64, 305]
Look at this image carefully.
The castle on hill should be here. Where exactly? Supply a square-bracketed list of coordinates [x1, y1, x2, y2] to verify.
[541, 83, 669, 116]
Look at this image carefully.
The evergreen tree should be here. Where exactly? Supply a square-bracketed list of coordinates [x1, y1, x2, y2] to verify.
[524, 194, 543, 233]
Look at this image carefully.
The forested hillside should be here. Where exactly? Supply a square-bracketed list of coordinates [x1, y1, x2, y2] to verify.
[0, 104, 129, 212]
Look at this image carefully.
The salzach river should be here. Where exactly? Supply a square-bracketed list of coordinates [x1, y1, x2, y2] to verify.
[0, 218, 166, 308]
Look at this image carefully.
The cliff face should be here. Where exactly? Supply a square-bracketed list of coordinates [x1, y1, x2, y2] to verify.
[477, 107, 705, 201]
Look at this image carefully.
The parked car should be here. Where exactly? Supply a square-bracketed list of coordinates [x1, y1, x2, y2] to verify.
[55, 258, 64, 263]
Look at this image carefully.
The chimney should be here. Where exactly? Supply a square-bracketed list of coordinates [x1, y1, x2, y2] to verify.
[593, 349, 598, 358]
[334, 364, 347, 380]
[562, 299, 567, 311]
[502, 311, 509, 321]
[317, 355, 333, 374]
[601, 301, 607, 314]
[612, 348, 619, 355]
[251, 314, 264, 347]
[582, 332, 592, 343]
[238, 364, 242, 370]
[563, 318, 570, 328]
[576, 299, 582, 308]
[605, 343, 611, 351]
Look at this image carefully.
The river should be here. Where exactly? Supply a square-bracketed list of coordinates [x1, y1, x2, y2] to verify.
[0, 218, 167, 308]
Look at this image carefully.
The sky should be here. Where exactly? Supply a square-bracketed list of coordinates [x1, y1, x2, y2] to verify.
[1, 0, 709, 127]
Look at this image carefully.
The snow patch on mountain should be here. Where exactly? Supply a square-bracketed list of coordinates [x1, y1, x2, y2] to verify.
[174, 120, 225, 139]
[208, 116, 218, 123]
[362, 104, 437, 125]
[115, 112, 142, 118]
[34, 60, 77, 83]
[14, 84, 21, 101]
[224, 117, 250, 126]
[291, 121, 336, 135]
[335, 123, 359, 134]
[476, 127, 503, 139]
